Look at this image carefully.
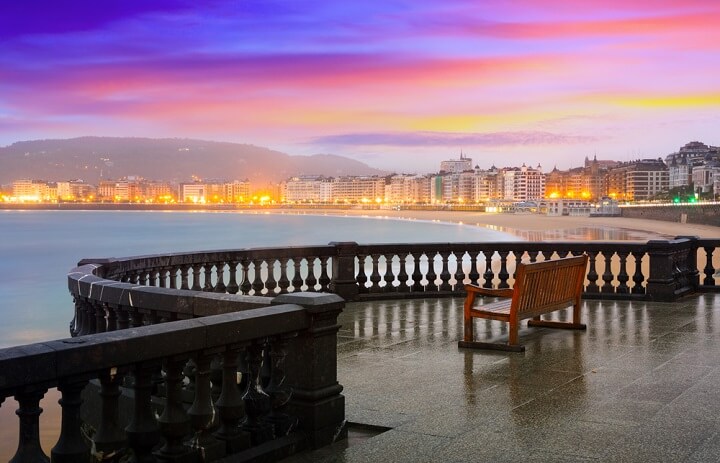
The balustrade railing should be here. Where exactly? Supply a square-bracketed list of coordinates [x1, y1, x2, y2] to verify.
[0, 264, 345, 462]
[84, 237, 718, 306]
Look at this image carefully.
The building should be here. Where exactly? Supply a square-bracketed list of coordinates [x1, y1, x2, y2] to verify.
[12, 179, 54, 202]
[224, 180, 250, 203]
[331, 176, 385, 203]
[498, 164, 545, 201]
[180, 183, 207, 203]
[440, 153, 472, 174]
[607, 159, 668, 201]
[666, 141, 719, 189]
[281, 176, 331, 203]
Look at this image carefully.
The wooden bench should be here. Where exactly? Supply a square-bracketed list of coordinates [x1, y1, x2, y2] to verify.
[458, 255, 588, 352]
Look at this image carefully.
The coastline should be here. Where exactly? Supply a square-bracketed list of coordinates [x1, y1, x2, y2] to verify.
[3, 202, 717, 239]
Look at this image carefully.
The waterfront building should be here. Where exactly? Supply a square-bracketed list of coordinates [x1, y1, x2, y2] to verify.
[180, 182, 207, 203]
[281, 176, 331, 203]
[498, 164, 545, 202]
[440, 153, 473, 174]
[386, 174, 425, 203]
[223, 180, 250, 203]
[331, 176, 385, 203]
[57, 180, 95, 201]
[666, 141, 719, 189]
[473, 166, 499, 202]
[607, 159, 668, 201]
[11, 179, 54, 202]
[692, 161, 720, 194]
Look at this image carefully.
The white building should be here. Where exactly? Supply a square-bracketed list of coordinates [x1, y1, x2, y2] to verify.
[440, 153, 472, 174]
[498, 164, 545, 201]
[180, 183, 206, 203]
[281, 176, 330, 202]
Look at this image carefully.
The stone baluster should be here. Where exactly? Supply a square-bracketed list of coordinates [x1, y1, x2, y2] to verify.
[69, 297, 80, 337]
[158, 268, 168, 288]
[79, 300, 96, 336]
[203, 263, 214, 292]
[129, 308, 144, 328]
[226, 261, 239, 294]
[497, 251, 510, 289]
[527, 250, 539, 263]
[585, 251, 600, 293]
[51, 379, 90, 463]
[191, 264, 203, 291]
[155, 356, 195, 461]
[186, 351, 225, 460]
[94, 302, 107, 333]
[356, 254, 369, 294]
[601, 251, 615, 293]
[703, 246, 716, 286]
[438, 251, 452, 291]
[240, 259, 252, 295]
[214, 346, 251, 453]
[262, 335, 298, 437]
[468, 251, 480, 286]
[93, 368, 127, 456]
[277, 258, 291, 294]
[382, 254, 396, 292]
[318, 256, 331, 292]
[126, 362, 161, 463]
[74, 298, 89, 336]
[482, 250, 495, 288]
[631, 251, 646, 295]
[397, 253, 410, 292]
[265, 259, 278, 294]
[305, 257, 318, 292]
[116, 305, 130, 330]
[149, 269, 159, 286]
[540, 250, 553, 261]
[616, 251, 630, 294]
[410, 253, 424, 292]
[426, 252, 438, 291]
[180, 265, 190, 290]
[252, 259, 266, 295]
[11, 388, 50, 463]
[105, 303, 118, 332]
[292, 259, 304, 292]
[367, 254, 381, 293]
[512, 252, 522, 281]
[213, 262, 227, 294]
[241, 342, 273, 445]
[168, 267, 178, 289]
[452, 252, 465, 290]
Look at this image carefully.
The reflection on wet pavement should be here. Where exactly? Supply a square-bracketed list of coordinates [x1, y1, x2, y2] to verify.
[286, 294, 720, 462]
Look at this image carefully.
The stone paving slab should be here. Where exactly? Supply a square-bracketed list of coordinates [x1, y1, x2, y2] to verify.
[283, 293, 720, 463]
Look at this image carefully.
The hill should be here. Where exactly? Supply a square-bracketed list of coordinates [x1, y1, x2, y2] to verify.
[0, 137, 386, 184]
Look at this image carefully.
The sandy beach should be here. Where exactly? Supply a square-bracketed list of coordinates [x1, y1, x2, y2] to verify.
[271, 208, 720, 240]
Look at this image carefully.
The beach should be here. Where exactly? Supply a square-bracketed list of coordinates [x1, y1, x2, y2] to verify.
[270, 208, 720, 240]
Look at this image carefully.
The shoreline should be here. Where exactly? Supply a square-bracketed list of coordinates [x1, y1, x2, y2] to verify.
[2, 203, 718, 239]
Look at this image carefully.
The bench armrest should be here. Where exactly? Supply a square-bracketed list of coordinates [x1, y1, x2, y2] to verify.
[464, 284, 513, 298]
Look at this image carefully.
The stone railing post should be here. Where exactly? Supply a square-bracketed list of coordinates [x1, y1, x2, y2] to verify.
[328, 242, 359, 301]
[676, 236, 701, 290]
[646, 238, 699, 302]
[271, 292, 346, 449]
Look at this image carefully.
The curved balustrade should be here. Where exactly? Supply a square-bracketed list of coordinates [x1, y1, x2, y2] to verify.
[78, 237, 716, 307]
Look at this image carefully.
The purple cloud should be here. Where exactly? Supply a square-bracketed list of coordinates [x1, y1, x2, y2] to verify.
[310, 131, 598, 147]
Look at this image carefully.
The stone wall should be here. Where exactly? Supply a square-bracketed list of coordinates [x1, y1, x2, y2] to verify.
[621, 203, 720, 227]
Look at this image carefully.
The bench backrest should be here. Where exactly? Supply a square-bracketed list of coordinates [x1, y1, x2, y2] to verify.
[511, 255, 588, 319]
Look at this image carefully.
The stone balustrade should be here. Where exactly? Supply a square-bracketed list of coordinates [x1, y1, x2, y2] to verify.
[2, 236, 719, 462]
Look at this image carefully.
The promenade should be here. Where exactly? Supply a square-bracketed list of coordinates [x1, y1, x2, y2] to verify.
[286, 294, 720, 462]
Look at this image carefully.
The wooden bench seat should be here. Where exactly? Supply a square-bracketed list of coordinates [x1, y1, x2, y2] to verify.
[458, 255, 589, 352]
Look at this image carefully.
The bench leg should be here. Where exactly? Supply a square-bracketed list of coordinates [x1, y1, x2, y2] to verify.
[463, 293, 475, 343]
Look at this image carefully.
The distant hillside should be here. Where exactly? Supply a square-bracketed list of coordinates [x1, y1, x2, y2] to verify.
[0, 137, 387, 184]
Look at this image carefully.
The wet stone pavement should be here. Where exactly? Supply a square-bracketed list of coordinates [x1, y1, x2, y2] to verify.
[284, 294, 720, 463]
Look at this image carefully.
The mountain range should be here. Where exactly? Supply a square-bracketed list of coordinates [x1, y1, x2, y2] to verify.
[0, 137, 386, 185]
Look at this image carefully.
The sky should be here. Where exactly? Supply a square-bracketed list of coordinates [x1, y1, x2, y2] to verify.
[1, 0, 719, 173]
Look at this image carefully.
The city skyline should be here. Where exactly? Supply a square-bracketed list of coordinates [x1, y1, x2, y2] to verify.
[2, 1, 719, 173]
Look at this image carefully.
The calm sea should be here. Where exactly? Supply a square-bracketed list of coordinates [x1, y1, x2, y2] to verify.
[0, 210, 518, 348]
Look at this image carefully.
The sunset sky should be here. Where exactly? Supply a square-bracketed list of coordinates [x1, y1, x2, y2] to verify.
[1, 0, 719, 172]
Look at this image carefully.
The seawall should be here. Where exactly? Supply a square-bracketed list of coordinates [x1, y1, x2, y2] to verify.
[621, 203, 720, 227]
